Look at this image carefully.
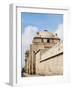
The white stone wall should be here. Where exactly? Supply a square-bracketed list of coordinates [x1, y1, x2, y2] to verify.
[39, 55, 63, 75]
[35, 51, 41, 74]
[41, 42, 63, 61]
[35, 42, 63, 75]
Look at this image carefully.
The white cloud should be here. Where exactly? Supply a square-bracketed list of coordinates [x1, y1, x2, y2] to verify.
[55, 24, 63, 41]
[22, 26, 39, 68]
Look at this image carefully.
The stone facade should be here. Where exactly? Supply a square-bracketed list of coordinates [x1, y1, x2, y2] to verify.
[24, 30, 63, 75]
[35, 42, 63, 75]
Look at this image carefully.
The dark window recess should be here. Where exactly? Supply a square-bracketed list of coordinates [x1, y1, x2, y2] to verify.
[41, 39, 43, 42]
[47, 39, 50, 43]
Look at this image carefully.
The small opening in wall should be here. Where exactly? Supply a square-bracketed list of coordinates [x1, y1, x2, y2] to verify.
[47, 39, 50, 43]
[42, 39, 43, 43]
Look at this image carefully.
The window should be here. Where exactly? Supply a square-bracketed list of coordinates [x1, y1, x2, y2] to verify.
[41, 39, 43, 43]
[47, 39, 50, 43]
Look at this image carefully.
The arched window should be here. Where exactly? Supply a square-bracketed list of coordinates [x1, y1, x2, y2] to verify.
[41, 38, 43, 43]
[47, 39, 50, 43]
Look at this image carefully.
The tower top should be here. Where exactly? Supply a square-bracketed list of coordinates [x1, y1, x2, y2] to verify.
[44, 30, 48, 32]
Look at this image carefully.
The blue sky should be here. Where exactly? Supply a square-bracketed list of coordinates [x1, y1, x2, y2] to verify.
[21, 12, 63, 33]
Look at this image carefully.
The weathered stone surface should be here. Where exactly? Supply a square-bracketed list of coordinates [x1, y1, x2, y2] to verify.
[24, 30, 63, 76]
